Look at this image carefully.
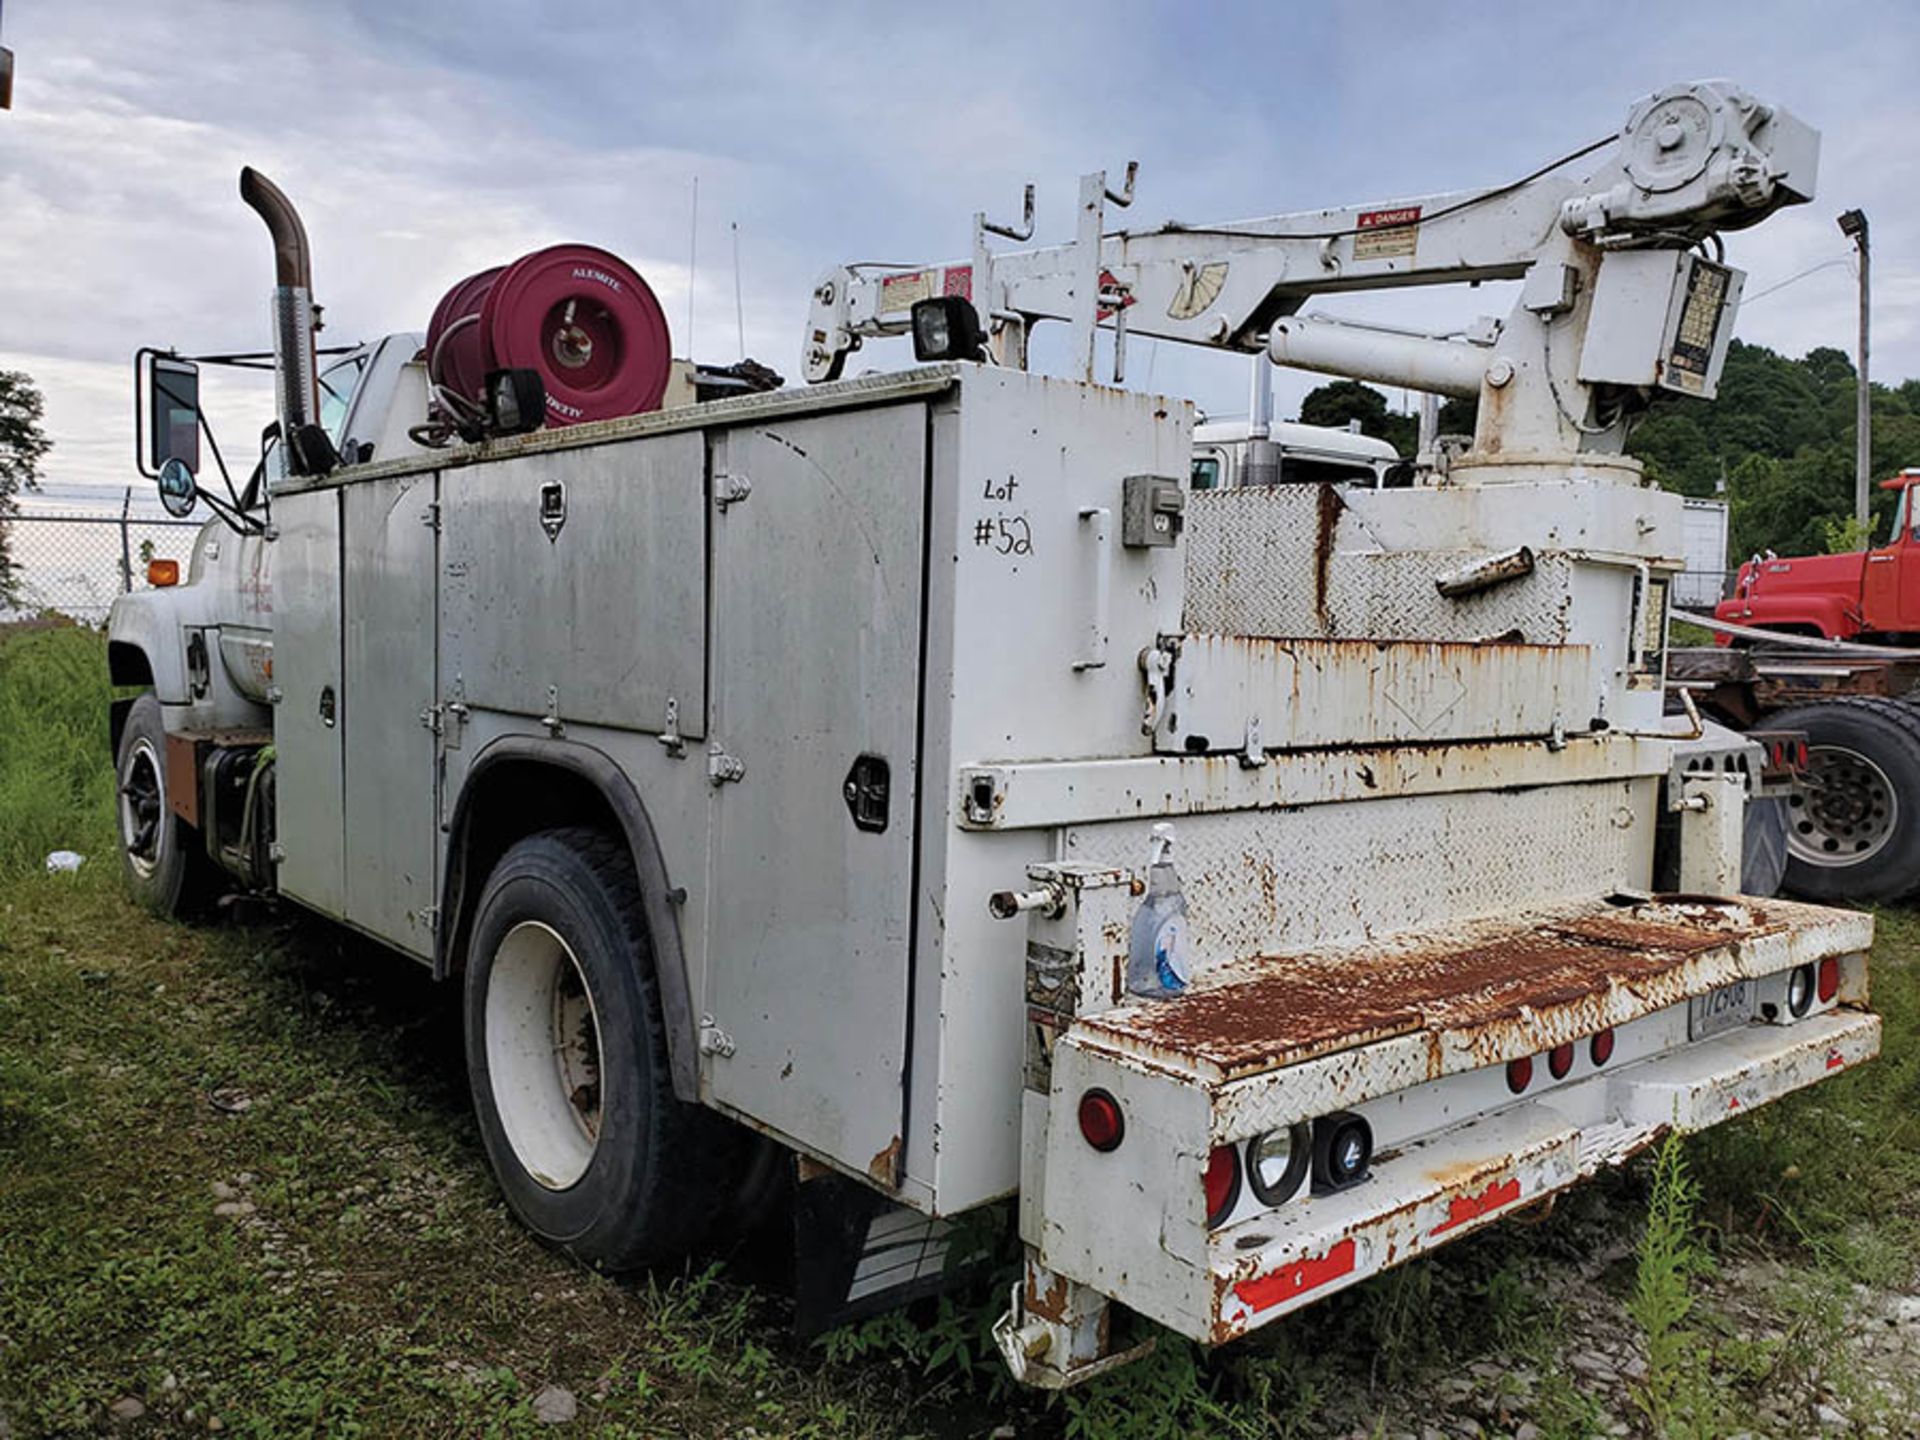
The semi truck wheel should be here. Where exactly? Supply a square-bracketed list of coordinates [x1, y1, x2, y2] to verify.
[1770, 698, 1920, 903]
[463, 826, 730, 1270]
[115, 693, 214, 916]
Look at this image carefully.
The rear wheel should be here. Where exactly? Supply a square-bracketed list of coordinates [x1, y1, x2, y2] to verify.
[1771, 698, 1920, 903]
[115, 692, 214, 916]
[463, 826, 736, 1269]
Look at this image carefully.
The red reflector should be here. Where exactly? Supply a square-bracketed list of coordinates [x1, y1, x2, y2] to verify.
[1506, 1056, 1533, 1094]
[1547, 1042, 1575, 1080]
[1431, 1176, 1523, 1236]
[1231, 1237, 1357, 1313]
[1817, 956, 1840, 1004]
[1204, 1144, 1240, 1227]
[1077, 1089, 1124, 1152]
[1590, 1028, 1616, 1066]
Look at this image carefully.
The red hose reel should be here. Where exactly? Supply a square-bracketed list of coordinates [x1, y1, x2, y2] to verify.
[426, 243, 673, 428]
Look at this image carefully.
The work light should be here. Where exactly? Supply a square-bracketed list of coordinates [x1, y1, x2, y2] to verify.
[910, 296, 986, 362]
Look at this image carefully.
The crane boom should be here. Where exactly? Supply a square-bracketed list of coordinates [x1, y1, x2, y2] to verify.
[802, 80, 1818, 464]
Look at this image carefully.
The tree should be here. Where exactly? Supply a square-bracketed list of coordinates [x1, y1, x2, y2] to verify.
[1296, 379, 1417, 455]
[0, 370, 54, 605]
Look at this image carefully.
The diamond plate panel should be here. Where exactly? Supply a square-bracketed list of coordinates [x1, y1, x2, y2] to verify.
[1060, 778, 1654, 970]
[1182, 487, 1575, 643]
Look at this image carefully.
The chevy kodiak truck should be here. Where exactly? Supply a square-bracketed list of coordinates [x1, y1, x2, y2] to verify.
[108, 82, 1877, 1387]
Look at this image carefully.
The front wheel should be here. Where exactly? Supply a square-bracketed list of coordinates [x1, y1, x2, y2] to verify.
[115, 692, 214, 916]
[463, 827, 735, 1270]
[1771, 698, 1920, 903]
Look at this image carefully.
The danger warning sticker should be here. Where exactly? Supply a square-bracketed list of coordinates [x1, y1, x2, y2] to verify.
[1354, 205, 1420, 262]
[878, 269, 935, 315]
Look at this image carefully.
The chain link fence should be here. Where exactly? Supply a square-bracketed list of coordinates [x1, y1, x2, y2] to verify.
[3, 490, 204, 624]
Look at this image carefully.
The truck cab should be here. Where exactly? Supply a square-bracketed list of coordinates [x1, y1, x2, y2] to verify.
[1189, 420, 1404, 491]
[1717, 469, 1920, 641]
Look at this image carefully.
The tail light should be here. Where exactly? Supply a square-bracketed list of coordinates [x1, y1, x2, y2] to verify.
[1506, 1056, 1534, 1094]
[1204, 1144, 1241, 1227]
[1311, 1112, 1372, 1193]
[1787, 964, 1815, 1018]
[1817, 956, 1840, 1004]
[1590, 1028, 1616, 1066]
[1077, 1089, 1125, 1152]
[1797, 741, 1810, 769]
[1547, 1042, 1576, 1080]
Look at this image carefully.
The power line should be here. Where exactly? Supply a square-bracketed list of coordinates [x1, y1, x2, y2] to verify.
[1742, 256, 1853, 307]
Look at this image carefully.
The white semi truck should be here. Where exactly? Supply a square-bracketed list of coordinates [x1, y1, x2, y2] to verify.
[108, 81, 1875, 1387]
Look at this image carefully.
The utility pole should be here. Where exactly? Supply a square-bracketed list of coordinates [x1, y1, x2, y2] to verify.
[1838, 209, 1871, 528]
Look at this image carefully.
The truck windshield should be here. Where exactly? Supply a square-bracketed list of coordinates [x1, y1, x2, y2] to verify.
[318, 356, 367, 446]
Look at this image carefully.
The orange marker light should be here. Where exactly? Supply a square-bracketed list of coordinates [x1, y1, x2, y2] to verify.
[147, 559, 180, 587]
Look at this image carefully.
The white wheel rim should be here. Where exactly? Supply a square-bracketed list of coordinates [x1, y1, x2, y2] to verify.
[1788, 744, 1900, 869]
[119, 736, 165, 879]
[485, 920, 605, 1190]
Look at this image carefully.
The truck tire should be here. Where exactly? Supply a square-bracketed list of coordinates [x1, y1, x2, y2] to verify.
[463, 826, 731, 1270]
[1741, 795, 1789, 898]
[1769, 697, 1920, 903]
[115, 692, 214, 916]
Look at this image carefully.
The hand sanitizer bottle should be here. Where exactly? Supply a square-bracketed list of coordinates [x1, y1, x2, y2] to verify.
[1127, 822, 1192, 998]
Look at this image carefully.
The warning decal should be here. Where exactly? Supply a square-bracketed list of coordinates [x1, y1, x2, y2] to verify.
[878, 269, 935, 315]
[1354, 206, 1421, 262]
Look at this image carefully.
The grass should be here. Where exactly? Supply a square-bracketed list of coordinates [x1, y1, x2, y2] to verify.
[2, 623, 1919, 1437]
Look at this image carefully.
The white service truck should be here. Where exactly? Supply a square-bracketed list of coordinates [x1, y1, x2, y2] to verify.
[108, 81, 1876, 1387]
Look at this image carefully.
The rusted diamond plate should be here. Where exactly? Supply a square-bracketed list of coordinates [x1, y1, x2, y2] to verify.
[1062, 779, 1649, 977]
[1181, 487, 1576, 643]
[1076, 895, 1870, 1085]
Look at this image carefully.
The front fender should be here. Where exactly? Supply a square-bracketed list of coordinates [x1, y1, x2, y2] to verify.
[107, 590, 192, 701]
[1718, 592, 1860, 640]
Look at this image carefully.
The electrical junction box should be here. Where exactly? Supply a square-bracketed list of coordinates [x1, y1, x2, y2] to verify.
[1577, 249, 1744, 398]
[1122, 473, 1185, 547]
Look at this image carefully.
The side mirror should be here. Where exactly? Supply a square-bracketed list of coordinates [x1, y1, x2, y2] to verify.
[156, 456, 199, 519]
[139, 351, 202, 477]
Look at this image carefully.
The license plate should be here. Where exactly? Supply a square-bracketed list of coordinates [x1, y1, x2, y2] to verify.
[1689, 980, 1755, 1040]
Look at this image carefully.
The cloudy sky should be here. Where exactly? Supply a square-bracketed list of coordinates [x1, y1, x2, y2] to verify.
[2, 0, 1917, 491]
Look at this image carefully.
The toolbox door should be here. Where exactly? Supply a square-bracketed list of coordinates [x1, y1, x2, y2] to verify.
[340, 472, 440, 956]
[270, 488, 346, 916]
[703, 402, 926, 1187]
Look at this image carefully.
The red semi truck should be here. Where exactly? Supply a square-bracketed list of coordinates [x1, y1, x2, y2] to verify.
[1717, 469, 1920, 641]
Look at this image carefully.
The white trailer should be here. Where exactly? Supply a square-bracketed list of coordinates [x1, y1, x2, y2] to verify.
[105, 80, 1872, 1388]
[1677, 496, 1732, 607]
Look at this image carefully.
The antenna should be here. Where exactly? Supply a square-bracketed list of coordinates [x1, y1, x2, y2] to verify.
[685, 174, 698, 358]
[732, 222, 745, 362]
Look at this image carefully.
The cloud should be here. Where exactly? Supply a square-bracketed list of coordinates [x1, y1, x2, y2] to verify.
[2, 0, 1917, 487]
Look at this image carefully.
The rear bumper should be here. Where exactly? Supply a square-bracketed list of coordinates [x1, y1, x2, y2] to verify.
[1211, 1007, 1879, 1339]
[1026, 887, 1874, 1349]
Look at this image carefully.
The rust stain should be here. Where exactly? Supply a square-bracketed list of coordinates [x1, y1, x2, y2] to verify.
[1080, 897, 1796, 1079]
[1312, 483, 1345, 631]
[1025, 1269, 1071, 1323]
[867, 1135, 903, 1189]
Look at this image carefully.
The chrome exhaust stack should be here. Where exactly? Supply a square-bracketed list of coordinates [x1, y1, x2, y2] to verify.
[239, 167, 326, 474]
